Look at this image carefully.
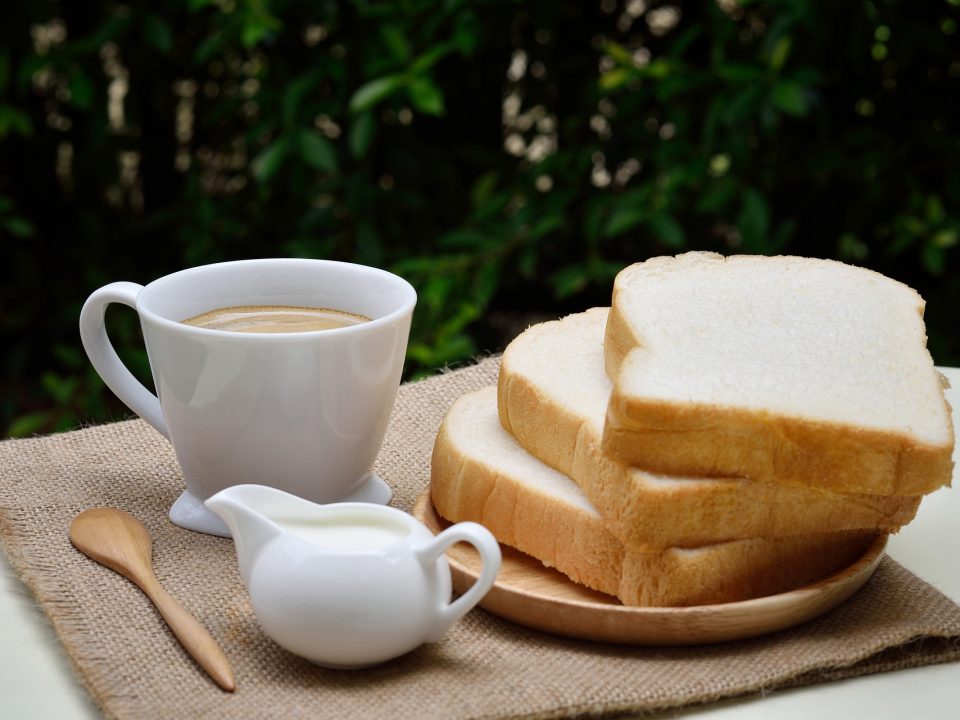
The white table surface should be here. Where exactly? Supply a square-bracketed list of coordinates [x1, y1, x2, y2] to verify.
[3, 369, 960, 719]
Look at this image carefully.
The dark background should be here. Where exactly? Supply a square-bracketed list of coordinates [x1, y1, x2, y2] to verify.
[2, 0, 958, 437]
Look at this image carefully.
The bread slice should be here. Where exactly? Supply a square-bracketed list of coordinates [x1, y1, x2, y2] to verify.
[603, 252, 954, 496]
[432, 386, 877, 607]
[498, 308, 920, 547]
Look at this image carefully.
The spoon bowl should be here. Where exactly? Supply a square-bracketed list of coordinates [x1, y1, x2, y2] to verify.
[70, 508, 235, 691]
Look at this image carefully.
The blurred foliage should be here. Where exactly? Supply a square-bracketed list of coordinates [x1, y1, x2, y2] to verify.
[1, 0, 959, 437]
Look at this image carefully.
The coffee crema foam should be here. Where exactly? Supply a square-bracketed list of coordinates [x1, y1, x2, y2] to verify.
[181, 305, 370, 333]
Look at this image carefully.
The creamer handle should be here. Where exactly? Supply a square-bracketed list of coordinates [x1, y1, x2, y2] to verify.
[79, 282, 169, 437]
[415, 522, 501, 641]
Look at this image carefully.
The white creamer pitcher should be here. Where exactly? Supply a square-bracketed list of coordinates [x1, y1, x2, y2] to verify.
[205, 484, 501, 668]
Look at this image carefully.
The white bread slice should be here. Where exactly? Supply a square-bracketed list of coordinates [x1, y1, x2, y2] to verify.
[498, 308, 920, 547]
[432, 387, 877, 607]
[603, 252, 954, 496]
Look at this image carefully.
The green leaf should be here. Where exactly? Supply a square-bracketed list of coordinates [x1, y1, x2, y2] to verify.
[4, 217, 34, 237]
[283, 73, 319, 127]
[441, 297, 483, 331]
[143, 13, 174, 53]
[41, 372, 78, 405]
[738, 189, 770, 251]
[406, 341, 436, 366]
[194, 32, 223, 64]
[297, 131, 338, 173]
[473, 260, 501, 304]
[471, 191, 510, 222]
[932, 228, 958, 248]
[241, 9, 282, 48]
[0, 104, 33, 136]
[722, 86, 764, 125]
[530, 214, 563, 240]
[655, 75, 699, 102]
[242, 24, 264, 48]
[838, 232, 869, 261]
[770, 218, 796, 252]
[349, 112, 376, 159]
[54, 412, 79, 433]
[715, 63, 765, 83]
[408, 333, 474, 367]
[772, 80, 809, 116]
[603, 41, 633, 66]
[16, 56, 44, 93]
[900, 215, 926, 237]
[695, 178, 738, 214]
[380, 25, 411, 62]
[349, 75, 405, 113]
[408, 77, 445, 116]
[584, 200, 606, 242]
[439, 229, 487, 249]
[647, 213, 685, 248]
[68, 69, 95, 110]
[925, 195, 945, 224]
[53, 343, 83, 367]
[421, 273, 455, 312]
[922, 243, 945, 275]
[251, 135, 291, 182]
[453, 11, 480, 55]
[470, 173, 497, 208]
[356, 222, 382, 263]
[605, 206, 646, 237]
[769, 36, 792, 72]
[591, 259, 626, 284]
[409, 43, 454, 74]
[8, 411, 53, 438]
[603, 189, 651, 237]
[551, 265, 589, 299]
[63, 13, 131, 56]
[599, 67, 632, 92]
[518, 244, 538, 279]
[639, 59, 672, 80]
[668, 26, 702, 59]
[392, 255, 443, 276]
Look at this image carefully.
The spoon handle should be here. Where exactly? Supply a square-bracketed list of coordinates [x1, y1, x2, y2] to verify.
[139, 575, 236, 692]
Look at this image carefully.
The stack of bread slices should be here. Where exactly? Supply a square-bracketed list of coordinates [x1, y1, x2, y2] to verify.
[430, 252, 955, 607]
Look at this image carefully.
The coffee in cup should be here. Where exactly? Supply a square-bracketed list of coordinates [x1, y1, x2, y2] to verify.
[181, 305, 370, 333]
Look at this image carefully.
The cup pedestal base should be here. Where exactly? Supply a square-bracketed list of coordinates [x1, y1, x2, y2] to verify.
[169, 473, 394, 537]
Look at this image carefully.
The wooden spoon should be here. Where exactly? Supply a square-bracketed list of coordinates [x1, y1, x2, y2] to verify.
[70, 508, 236, 692]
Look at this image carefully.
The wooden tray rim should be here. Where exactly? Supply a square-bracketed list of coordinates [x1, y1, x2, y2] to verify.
[413, 488, 887, 645]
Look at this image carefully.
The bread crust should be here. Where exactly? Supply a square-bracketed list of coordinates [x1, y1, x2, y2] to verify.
[602, 252, 955, 495]
[603, 384, 954, 496]
[432, 388, 877, 607]
[499, 309, 920, 548]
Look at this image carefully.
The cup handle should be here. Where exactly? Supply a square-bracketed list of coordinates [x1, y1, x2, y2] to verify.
[415, 521, 501, 641]
[79, 281, 168, 438]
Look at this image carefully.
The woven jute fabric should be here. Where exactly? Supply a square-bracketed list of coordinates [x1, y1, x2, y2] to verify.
[1, 355, 959, 719]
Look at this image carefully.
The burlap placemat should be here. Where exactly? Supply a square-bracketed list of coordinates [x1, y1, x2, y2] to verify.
[1, 356, 959, 719]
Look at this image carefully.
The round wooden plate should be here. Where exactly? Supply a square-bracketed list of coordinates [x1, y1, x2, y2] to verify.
[413, 489, 887, 645]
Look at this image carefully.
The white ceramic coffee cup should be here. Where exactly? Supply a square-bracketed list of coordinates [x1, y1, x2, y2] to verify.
[79, 259, 417, 536]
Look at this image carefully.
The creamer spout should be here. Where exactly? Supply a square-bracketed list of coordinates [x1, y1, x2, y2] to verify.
[205, 484, 285, 583]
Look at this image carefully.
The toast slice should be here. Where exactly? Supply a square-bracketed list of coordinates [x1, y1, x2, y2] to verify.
[498, 308, 919, 547]
[603, 252, 954, 496]
[432, 387, 877, 607]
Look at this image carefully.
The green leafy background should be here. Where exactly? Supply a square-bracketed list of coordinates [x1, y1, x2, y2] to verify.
[2, 0, 958, 437]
